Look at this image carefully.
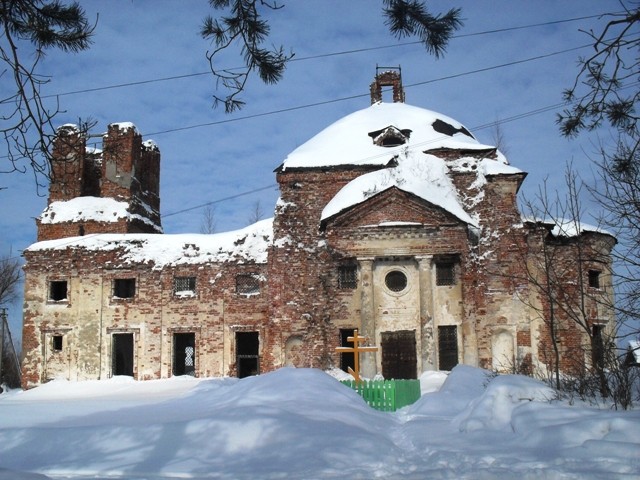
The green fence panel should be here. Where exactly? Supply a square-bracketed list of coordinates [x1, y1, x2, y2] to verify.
[341, 379, 421, 412]
[393, 379, 422, 410]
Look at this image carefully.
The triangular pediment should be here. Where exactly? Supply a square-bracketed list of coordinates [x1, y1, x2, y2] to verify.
[322, 186, 465, 230]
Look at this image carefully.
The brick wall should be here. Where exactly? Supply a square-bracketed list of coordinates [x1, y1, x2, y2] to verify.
[21, 245, 269, 388]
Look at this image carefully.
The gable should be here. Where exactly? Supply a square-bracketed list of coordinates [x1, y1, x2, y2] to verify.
[323, 187, 465, 230]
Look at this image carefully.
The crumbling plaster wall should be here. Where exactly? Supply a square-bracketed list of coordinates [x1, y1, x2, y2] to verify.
[21, 246, 269, 388]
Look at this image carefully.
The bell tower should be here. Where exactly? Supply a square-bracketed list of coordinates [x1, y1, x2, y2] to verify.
[37, 122, 162, 241]
[370, 66, 405, 104]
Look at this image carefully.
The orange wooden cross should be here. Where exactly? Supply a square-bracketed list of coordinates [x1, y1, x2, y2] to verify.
[335, 329, 378, 383]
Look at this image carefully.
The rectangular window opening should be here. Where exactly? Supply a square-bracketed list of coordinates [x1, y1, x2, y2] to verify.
[588, 270, 601, 289]
[236, 274, 260, 295]
[592, 325, 605, 369]
[49, 280, 68, 301]
[436, 263, 456, 286]
[438, 325, 459, 371]
[338, 265, 357, 289]
[173, 276, 196, 296]
[52, 335, 63, 351]
[113, 278, 136, 299]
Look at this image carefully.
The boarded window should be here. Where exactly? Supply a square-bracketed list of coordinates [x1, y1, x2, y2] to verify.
[52, 335, 63, 351]
[588, 270, 601, 289]
[339, 329, 355, 373]
[338, 265, 357, 289]
[436, 263, 455, 286]
[236, 331, 259, 378]
[112, 333, 134, 377]
[173, 332, 196, 376]
[49, 281, 68, 301]
[113, 278, 136, 299]
[438, 325, 458, 371]
[381, 330, 417, 379]
[173, 276, 196, 295]
[236, 274, 260, 295]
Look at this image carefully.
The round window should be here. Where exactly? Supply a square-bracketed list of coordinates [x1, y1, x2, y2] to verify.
[385, 270, 407, 292]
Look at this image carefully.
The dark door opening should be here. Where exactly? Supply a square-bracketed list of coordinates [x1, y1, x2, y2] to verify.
[173, 332, 196, 376]
[236, 331, 259, 378]
[381, 330, 417, 379]
[438, 325, 458, 371]
[112, 333, 134, 377]
[340, 328, 355, 373]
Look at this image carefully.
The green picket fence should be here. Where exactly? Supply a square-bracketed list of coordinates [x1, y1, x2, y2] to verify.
[341, 379, 421, 412]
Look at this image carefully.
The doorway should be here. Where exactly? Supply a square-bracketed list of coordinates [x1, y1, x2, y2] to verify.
[112, 333, 134, 377]
[173, 332, 196, 376]
[381, 330, 417, 379]
[339, 329, 355, 373]
[236, 331, 259, 378]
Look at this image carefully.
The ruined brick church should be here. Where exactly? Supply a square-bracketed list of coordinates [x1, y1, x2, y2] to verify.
[21, 72, 616, 388]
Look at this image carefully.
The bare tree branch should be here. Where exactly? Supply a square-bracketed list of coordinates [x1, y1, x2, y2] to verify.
[0, 252, 21, 306]
[201, 0, 462, 112]
[0, 0, 94, 190]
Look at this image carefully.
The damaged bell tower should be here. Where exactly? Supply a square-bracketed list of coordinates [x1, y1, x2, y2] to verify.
[370, 66, 405, 104]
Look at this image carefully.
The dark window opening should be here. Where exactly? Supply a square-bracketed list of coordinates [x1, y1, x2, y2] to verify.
[113, 278, 136, 299]
[49, 280, 68, 301]
[385, 270, 407, 292]
[338, 265, 357, 289]
[173, 332, 196, 376]
[236, 274, 260, 295]
[112, 333, 134, 377]
[78, 225, 85, 236]
[589, 270, 601, 289]
[52, 335, 63, 351]
[592, 325, 605, 369]
[174, 276, 196, 295]
[438, 325, 458, 371]
[368, 126, 412, 147]
[340, 329, 355, 373]
[236, 331, 259, 378]
[381, 330, 417, 379]
[436, 263, 456, 286]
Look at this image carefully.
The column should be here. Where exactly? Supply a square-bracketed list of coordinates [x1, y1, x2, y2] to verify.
[358, 257, 376, 378]
[417, 255, 435, 370]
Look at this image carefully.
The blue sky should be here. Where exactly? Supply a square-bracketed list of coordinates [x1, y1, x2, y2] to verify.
[0, 1, 621, 344]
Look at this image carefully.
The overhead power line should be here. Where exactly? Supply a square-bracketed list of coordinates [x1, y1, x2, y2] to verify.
[37, 12, 610, 101]
[162, 184, 277, 218]
[143, 42, 593, 138]
[10, 79, 637, 263]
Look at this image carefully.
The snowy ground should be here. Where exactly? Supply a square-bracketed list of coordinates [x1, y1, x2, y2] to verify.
[0, 366, 638, 479]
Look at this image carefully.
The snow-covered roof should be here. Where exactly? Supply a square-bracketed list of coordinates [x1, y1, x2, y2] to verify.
[285, 101, 525, 227]
[39, 197, 161, 232]
[27, 218, 273, 268]
[523, 216, 614, 238]
[281, 102, 498, 171]
[109, 121, 137, 133]
[321, 152, 478, 226]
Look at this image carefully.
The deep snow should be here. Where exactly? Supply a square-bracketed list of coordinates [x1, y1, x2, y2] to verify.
[0, 366, 638, 479]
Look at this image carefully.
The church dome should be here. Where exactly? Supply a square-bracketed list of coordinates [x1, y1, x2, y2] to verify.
[280, 102, 497, 171]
